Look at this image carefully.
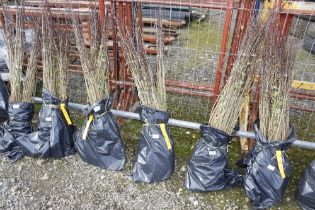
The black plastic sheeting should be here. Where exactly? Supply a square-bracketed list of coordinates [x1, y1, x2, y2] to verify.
[0, 77, 9, 119]
[16, 90, 75, 158]
[142, 4, 191, 12]
[74, 98, 125, 171]
[131, 106, 175, 183]
[185, 125, 243, 192]
[295, 160, 315, 210]
[0, 102, 34, 161]
[244, 122, 296, 209]
[142, 10, 191, 22]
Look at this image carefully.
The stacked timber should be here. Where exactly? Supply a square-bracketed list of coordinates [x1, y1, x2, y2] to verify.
[142, 4, 191, 27]
[141, 4, 205, 49]
[0, 0, 206, 74]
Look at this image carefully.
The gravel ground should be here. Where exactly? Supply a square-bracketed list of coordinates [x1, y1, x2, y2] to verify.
[0, 156, 203, 210]
[0, 140, 241, 210]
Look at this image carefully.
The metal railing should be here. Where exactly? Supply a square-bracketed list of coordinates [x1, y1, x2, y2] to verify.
[33, 97, 315, 150]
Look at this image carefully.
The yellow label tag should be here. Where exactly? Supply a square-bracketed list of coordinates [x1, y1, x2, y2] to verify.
[60, 103, 72, 125]
[291, 80, 315, 91]
[82, 115, 94, 140]
[276, 150, 286, 179]
[160, 123, 172, 150]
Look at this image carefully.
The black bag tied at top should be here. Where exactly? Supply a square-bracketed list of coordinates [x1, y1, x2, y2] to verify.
[0, 102, 34, 161]
[131, 106, 175, 183]
[74, 97, 126, 171]
[16, 89, 75, 158]
[185, 124, 243, 192]
[244, 121, 296, 209]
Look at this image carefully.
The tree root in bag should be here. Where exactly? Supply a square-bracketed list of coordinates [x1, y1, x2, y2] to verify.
[130, 106, 175, 183]
[244, 122, 296, 209]
[73, 98, 125, 171]
[184, 125, 243, 192]
[16, 89, 75, 158]
[295, 160, 315, 210]
[0, 102, 34, 161]
[0, 77, 9, 120]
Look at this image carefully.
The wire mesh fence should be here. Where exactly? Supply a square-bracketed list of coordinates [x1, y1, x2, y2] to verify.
[0, 0, 314, 142]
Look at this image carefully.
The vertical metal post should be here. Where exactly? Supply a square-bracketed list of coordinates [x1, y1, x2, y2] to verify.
[122, 3, 132, 110]
[99, 0, 105, 26]
[110, 1, 119, 94]
[279, 13, 293, 36]
[126, 2, 133, 32]
[0, 14, 5, 28]
[116, 2, 126, 110]
[137, 2, 143, 35]
[276, 0, 293, 37]
[212, 0, 234, 103]
[225, 0, 254, 84]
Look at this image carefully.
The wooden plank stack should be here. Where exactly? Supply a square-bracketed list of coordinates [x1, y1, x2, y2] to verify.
[20, 0, 204, 53]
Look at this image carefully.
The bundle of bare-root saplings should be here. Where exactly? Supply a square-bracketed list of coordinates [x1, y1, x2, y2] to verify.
[184, 18, 268, 192]
[118, 13, 174, 183]
[72, 9, 125, 170]
[243, 15, 297, 209]
[16, 9, 75, 158]
[0, 7, 40, 161]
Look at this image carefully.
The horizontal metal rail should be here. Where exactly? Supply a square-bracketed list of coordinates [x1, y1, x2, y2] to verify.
[33, 97, 315, 150]
[0, 72, 314, 112]
[4, 0, 315, 16]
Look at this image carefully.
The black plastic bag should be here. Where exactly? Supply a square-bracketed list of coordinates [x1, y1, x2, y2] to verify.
[16, 89, 75, 158]
[0, 77, 9, 119]
[295, 160, 315, 210]
[131, 106, 175, 183]
[185, 125, 243, 192]
[0, 102, 34, 161]
[73, 98, 125, 170]
[244, 122, 296, 209]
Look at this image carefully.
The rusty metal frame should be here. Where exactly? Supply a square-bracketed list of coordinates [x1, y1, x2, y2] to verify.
[0, 0, 315, 114]
[224, 0, 254, 84]
[212, 0, 234, 103]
